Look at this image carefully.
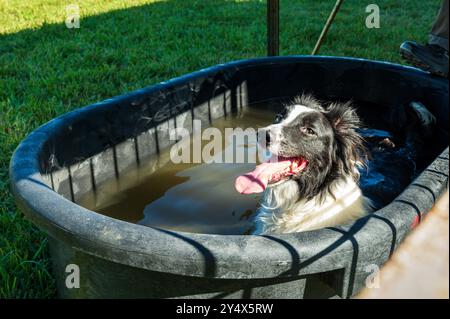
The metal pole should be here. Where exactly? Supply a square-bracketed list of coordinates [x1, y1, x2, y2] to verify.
[267, 0, 279, 56]
[311, 0, 345, 55]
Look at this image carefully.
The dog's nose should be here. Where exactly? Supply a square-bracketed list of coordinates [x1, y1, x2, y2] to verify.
[265, 130, 271, 145]
[257, 129, 271, 146]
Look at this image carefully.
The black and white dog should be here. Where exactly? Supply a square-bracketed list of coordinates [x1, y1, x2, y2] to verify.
[235, 94, 374, 234]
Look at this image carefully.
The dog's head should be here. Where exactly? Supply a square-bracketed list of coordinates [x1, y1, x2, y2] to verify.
[260, 94, 367, 200]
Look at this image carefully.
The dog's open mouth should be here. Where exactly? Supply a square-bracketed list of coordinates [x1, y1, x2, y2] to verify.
[235, 156, 308, 194]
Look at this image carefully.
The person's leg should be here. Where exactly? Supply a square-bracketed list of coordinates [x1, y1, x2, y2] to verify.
[429, 0, 449, 51]
[400, 0, 449, 77]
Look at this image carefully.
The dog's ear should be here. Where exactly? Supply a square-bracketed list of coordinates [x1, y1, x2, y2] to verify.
[326, 101, 361, 131]
[325, 101, 367, 177]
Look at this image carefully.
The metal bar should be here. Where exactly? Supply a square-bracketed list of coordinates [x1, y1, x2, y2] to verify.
[267, 0, 279, 56]
[311, 0, 345, 55]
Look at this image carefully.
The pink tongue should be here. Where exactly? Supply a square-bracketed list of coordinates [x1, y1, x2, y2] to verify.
[235, 159, 294, 195]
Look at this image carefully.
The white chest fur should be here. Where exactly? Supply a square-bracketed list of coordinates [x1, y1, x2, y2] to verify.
[252, 178, 371, 234]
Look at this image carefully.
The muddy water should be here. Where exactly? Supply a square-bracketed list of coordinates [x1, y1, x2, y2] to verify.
[78, 107, 274, 235]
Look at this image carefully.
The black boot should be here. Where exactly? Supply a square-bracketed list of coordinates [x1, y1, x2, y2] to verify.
[400, 41, 449, 78]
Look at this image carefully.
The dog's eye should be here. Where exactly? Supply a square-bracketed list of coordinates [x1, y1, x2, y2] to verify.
[300, 127, 316, 135]
[274, 114, 284, 124]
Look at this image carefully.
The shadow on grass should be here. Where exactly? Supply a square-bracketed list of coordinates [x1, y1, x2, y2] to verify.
[0, 0, 267, 111]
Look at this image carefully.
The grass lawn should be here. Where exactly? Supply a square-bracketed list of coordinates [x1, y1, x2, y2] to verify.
[0, 0, 440, 298]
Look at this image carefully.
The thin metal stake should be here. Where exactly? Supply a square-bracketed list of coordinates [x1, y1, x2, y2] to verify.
[311, 0, 345, 55]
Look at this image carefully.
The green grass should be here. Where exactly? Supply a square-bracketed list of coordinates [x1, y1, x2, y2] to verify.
[0, 0, 440, 298]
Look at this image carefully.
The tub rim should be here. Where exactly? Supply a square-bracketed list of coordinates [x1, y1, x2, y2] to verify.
[9, 55, 449, 280]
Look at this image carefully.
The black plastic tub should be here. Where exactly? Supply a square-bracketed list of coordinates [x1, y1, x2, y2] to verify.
[10, 56, 449, 298]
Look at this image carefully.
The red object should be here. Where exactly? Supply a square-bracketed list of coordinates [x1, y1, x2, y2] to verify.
[411, 214, 422, 229]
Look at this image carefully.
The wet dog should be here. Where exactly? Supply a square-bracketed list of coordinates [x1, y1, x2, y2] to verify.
[235, 94, 373, 234]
